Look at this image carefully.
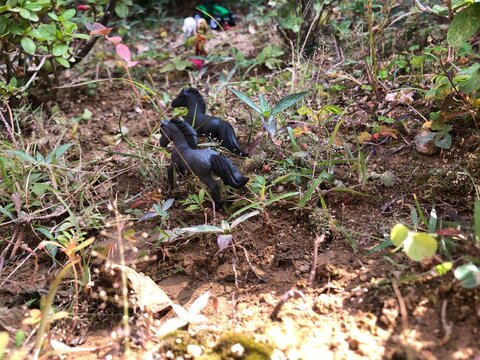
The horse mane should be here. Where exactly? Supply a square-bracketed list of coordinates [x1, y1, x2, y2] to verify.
[169, 118, 199, 148]
[184, 88, 207, 113]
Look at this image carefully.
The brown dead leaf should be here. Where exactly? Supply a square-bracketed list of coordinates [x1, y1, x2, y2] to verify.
[113, 265, 172, 313]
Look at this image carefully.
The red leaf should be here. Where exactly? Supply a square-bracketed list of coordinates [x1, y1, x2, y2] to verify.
[116, 43, 132, 62]
[86, 22, 112, 36]
[77, 4, 90, 11]
[106, 35, 122, 45]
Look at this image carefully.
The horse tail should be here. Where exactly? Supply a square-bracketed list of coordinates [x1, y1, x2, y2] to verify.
[218, 121, 249, 157]
[211, 155, 248, 188]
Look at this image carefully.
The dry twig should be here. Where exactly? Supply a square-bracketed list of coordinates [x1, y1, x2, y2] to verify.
[308, 234, 325, 286]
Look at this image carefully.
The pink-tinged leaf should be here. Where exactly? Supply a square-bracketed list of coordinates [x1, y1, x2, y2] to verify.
[126, 61, 138, 68]
[86, 22, 112, 36]
[77, 4, 90, 11]
[106, 35, 122, 45]
[189, 58, 204, 70]
[116, 43, 132, 62]
[217, 234, 233, 252]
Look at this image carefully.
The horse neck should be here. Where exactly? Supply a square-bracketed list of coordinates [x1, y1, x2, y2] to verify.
[186, 94, 206, 119]
[169, 127, 194, 151]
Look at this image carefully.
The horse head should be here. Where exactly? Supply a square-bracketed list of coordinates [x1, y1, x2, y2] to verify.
[159, 119, 198, 149]
[159, 120, 172, 147]
[171, 88, 206, 113]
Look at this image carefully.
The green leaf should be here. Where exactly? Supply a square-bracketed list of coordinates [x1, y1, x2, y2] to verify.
[454, 263, 480, 288]
[447, 4, 480, 47]
[231, 210, 260, 228]
[36, 24, 57, 40]
[55, 56, 70, 68]
[181, 225, 223, 233]
[403, 232, 437, 261]
[61, 9, 76, 20]
[115, 3, 129, 18]
[271, 91, 308, 116]
[258, 94, 271, 114]
[229, 87, 261, 114]
[298, 173, 327, 208]
[52, 44, 69, 57]
[390, 224, 408, 246]
[21, 37, 36, 55]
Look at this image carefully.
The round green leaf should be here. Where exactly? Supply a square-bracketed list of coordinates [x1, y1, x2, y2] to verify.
[52, 44, 68, 56]
[21, 37, 36, 55]
[403, 232, 437, 262]
[447, 4, 480, 47]
[390, 224, 408, 246]
[454, 263, 480, 288]
[55, 56, 70, 68]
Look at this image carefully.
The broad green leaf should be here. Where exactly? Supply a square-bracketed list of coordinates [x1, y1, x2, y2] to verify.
[6, 150, 37, 163]
[271, 91, 308, 116]
[265, 191, 300, 206]
[403, 232, 437, 261]
[231, 210, 260, 228]
[61, 9, 76, 20]
[390, 224, 408, 246]
[229, 87, 261, 114]
[447, 4, 480, 47]
[454, 263, 480, 288]
[21, 37, 36, 55]
[36, 24, 57, 40]
[55, 56, 70, 68]
[181, 225, 223, 233]
[52, 44, 69, 57]
[115, 3, 129, 18]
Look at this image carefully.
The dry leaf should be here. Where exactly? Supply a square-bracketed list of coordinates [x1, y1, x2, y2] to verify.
[113, 265, 172, 313]
[357, 131, 372, 144]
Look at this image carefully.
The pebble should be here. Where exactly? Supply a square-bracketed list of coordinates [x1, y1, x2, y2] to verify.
[298, 264, 310, 273]
[231, 343, 245, 357]
[415, 130, 440, 155]
[187, 344, 202, 358]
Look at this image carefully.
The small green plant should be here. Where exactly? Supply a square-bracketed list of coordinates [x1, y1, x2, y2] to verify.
[229, 87, 308, 142]
[181, 189, 206, 212]
[139, 198, 174, 223]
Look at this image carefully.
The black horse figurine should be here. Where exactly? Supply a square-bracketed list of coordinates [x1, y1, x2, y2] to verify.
[171, 88, 248, 157]
[159, 119, 248, 210]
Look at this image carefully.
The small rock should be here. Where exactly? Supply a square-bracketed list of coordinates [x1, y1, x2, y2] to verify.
[298, 264, 310, 273]
[187, 344, 202, 358]
[379, 171, 397, 187]
[415, 130, 440, 155]
[231, 343, 245, 357]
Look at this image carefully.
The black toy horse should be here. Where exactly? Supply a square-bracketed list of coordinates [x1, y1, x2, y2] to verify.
[171, 88, 248, 157]
[159, 119, 248, 210]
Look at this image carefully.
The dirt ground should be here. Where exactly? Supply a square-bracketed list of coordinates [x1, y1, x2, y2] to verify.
[1, 7, 480, 360]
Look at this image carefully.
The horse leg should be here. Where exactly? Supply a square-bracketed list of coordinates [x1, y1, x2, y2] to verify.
[167, 164, 176, 190]
[200, 176, 222, 211]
